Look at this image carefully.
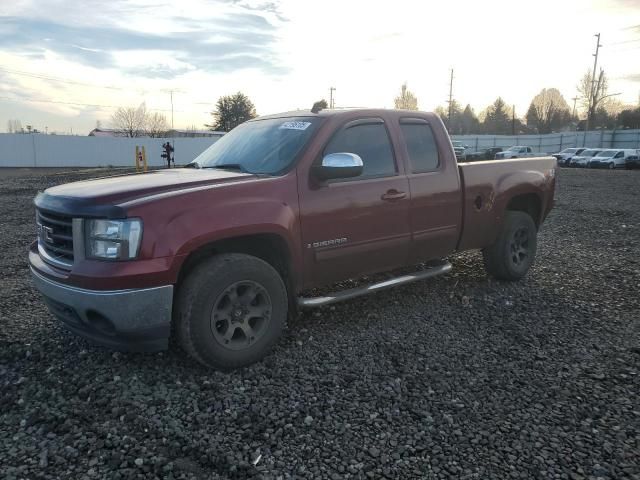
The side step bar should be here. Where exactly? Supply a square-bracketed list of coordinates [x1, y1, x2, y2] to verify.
[297, 261, 452, 308]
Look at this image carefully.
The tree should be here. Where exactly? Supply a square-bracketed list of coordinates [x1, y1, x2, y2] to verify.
[577, 68, 609, 130]
[434, 100, 463, 133]
[394, 83, 418, 110]
[146, 112, 169, 137]
[111, 103, 148, 137]
[206, 92, 257, 132]
[460, 105, 480, 135]
[311, 99, 328, 113]
[618, 107, 640, 129]
[6, 119, 23, 133]
[482, 97, 512, 134]
[525, 88, 572, 133]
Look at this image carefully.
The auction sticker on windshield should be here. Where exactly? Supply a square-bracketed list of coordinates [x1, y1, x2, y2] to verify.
[279, 121, 311, 130]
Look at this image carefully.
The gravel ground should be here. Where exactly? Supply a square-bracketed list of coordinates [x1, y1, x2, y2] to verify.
[1, 167, 638, 480]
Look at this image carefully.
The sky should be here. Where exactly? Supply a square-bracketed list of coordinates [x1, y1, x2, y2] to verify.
[0, 0, 639, 134]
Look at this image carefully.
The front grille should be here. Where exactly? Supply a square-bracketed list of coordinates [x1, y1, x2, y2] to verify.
[37, 209, 74, 268]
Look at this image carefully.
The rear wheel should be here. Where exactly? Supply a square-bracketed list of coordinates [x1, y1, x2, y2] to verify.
[483, 211, 537, 281]
[175, 253, 288, 369]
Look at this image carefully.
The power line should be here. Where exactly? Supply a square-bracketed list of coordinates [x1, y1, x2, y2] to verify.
[607, 37, 640, 46]
[0, 67, 126, 91]
[0, 95, 178, 112]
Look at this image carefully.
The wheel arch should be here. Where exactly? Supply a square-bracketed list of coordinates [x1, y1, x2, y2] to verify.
[176, 233, 297, 302]
[505, 192, 542, 229]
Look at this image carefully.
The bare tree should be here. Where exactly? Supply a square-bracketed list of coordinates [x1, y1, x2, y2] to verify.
[577, 68, 612, 130]
[111, 103, 148, 137]
[6, 119, 23, 133]
[146, 112, 169, 137]
[525, 88, 572, 133]
[394, 83, 418, 110]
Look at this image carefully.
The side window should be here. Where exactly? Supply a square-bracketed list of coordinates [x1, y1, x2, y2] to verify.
[324, 122, 396, 178]
[399, 123, 439, 173]
[615, 152, 624, 158]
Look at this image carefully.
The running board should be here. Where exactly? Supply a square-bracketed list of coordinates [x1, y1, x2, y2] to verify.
[297, 262, 452, 308]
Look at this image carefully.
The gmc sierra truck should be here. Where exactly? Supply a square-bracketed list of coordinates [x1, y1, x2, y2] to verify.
[30, 109, 556, 369]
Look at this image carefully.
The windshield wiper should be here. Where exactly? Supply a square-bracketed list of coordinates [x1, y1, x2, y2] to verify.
[202, 163, 248, 173]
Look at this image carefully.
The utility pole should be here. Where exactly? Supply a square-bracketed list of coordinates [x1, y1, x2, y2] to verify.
[512, 104, 516, 135]
[170, 90, 174, 129]
[329, 87, 336, 109]
[571, 96, 578, 118]
[447, 69, 454, 128]
[586, 33, 602, 133]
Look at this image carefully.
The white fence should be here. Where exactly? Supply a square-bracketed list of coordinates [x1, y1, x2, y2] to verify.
[0, 134, 221, 168]
[1, 128, 639, 168]
[452, 129, 640, 153]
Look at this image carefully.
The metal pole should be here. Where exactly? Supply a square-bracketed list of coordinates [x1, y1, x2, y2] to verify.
[448, 69, 454, 128]
[512, 104, 515, 135]
[329, 87, 336, 109]
[586, 33, 602, 133]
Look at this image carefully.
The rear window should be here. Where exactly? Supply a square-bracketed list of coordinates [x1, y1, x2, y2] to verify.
[400, 123, 440, 173]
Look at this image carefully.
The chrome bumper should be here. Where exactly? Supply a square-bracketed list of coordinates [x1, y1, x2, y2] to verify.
[30, 267, 173, 352]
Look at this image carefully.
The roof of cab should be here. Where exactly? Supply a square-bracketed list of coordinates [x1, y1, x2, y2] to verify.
[252, 108, 440, 121]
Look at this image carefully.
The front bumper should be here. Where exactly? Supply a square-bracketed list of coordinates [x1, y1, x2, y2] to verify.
[30, 267, 173, 352]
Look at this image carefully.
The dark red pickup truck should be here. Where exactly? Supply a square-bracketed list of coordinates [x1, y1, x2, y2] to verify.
[30, 109, 556, 368]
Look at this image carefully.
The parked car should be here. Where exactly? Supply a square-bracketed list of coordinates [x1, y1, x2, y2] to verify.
[30, 109, 556, 369]
[625, 154, 640, 170]
[552, 148, 586, 166]
[568, 149, 602, 168]
[589, 149, 639, 169]
[451, 140, 469, 161]
[464, 147, 503, 161]
[495, 146, 547, 159]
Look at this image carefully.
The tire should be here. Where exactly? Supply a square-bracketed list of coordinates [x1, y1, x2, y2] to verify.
[174, 253, 288, 369]
[482, 211, 537, 281]
[608, 162, 615, 170]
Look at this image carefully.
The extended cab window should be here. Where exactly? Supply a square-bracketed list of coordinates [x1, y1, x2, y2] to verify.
[399, 123, 439, 172]
[324, 122, 395, 178]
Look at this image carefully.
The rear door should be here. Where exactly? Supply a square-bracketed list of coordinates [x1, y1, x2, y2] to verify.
[397, 117, 463, 263]
[299, 117, 411, 287]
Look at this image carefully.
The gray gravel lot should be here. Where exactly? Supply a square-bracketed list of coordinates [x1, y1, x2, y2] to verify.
[0, 168, 639, 479]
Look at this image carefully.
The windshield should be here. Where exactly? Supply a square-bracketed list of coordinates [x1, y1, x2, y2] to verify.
[192, 117, 320, 174]
[507, 146, 521, 151]
[584, 150, 600, 157]
[562, 148, 578, 154]
[452, 141, 464, 148]
[595, 150, 618, 157]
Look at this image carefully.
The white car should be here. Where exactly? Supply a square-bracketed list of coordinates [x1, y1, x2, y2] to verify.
[495, 146, 546, 159]
[552, 148, 587, 166]
[568, 149, 602, 168]
[589, 149, 639, 169]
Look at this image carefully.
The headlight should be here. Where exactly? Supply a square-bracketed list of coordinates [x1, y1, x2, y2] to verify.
[85, 218, 142, 260]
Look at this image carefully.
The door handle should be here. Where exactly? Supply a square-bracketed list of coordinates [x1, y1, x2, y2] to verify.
[381, 189, 406, 201]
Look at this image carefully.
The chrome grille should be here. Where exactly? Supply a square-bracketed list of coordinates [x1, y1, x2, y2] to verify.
[37, 210, 74, 268]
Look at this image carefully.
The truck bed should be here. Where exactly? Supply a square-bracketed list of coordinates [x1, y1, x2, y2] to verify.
[456, 157, 557, 251]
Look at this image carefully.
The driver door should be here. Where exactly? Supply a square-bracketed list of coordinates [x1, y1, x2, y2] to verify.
[298, 118, 411, 288]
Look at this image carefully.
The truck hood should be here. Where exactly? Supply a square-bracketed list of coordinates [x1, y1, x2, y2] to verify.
[36, 168, 257, 217]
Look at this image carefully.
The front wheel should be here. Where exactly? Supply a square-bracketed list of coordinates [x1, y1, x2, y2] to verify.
[608, 162, 615, 170]
[483, 211, 537, 281]
[175, 253, 288, 369]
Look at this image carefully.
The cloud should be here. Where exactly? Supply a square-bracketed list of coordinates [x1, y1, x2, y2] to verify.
[622, 73, 640, 83]
[0, 8, 287, 76]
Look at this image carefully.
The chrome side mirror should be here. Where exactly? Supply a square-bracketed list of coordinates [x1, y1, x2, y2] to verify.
[313, 152, 363, 180]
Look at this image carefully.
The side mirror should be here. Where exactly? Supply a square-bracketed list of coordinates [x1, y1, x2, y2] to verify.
[313, 152, 363, 180]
